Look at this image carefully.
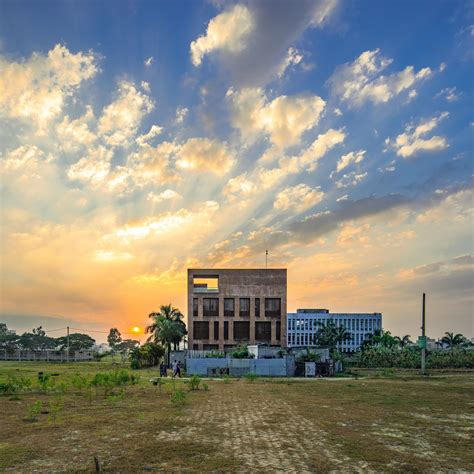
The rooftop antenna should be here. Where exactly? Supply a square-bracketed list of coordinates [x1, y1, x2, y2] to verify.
[265, 249, 268, 269]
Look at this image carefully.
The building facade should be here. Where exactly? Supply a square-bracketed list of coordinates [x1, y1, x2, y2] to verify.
[187, 269, 287, 350]
[287, 309, 382, 353]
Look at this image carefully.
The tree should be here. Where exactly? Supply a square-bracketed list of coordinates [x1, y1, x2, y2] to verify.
[130, 342, 165, 369]
[394, 335, 413, 347]
[314, 319, 352, 355]
[56, 333, 95, 353]
[18, 326, 56, 351]
[441, 332, 468, 348]
[107, 328, 122, 358]
[146, 305, 187, 365]
[0, 323, 18, 352]
[362, 329, 399, 349]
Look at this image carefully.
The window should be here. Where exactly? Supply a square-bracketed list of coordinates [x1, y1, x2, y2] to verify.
[255, 298, 260, 317]
[265, 298, 281, 317]
[239, 298, 250, 317]
[193, 275, 219, 293]
[276, 321, 281, 341]
[224, 298, 234, 317]
[255, 322, 271, 341]
[224, 321, 229, 340]
[213, 321, 219, 340]
[193, 321, 209, 340]
[233, 321, 250, 341]
[193, 298, 198, 317]
[203, 298, 219, 317]
[193, 343, 199, 350]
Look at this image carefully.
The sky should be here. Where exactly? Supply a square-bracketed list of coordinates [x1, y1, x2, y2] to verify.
[0, 0, 473, 343]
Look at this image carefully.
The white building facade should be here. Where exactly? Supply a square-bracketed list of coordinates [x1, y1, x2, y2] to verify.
[287, 309, 382, 353]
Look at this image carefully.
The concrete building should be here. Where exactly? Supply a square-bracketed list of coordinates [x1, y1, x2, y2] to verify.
[187, 268, 287, 350]
[287, 309, 382, 353]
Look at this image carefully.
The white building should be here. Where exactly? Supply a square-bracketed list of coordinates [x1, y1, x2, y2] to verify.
[287, 309, 382, 353]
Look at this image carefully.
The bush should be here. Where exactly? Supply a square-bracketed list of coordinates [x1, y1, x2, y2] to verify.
[90, 369, 138, 397]
[230, 345, 253, 359]
[244, 372, 257, 383]
[170, 389, 187, 406]
[0, 375, 31, 395]
[187, 375, 201, 391]
[205, 351, 226, 358]
[297, 348, 321, 363]
[25, 400, 42, 422]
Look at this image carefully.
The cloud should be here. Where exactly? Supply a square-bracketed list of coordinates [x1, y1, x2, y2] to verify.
[335, 171, 368, 188]
[386, 112, 449, 158]
[67, 146, 113, 186]
[190, 4, 255, 67]
[98, 81, 154, 147]
[277, 47, 305, 77]
[0, 145, 50, 177]
[144, 56, 154, 67]
[176, 137, 234, 175]
[227, 87, 326, 148]
[136, 125, 163, 147]
[336, 150, 366, 172]
[147, 189, 182, 203]
[55, 106, 96, 152]
[191, 0, 338, 86]
[175, 107, 189, 124]
[0, 44, 98, 131]
[328, 48, 432, 107]
[274, 184, 324, 213]
[435, 87, 459, 102]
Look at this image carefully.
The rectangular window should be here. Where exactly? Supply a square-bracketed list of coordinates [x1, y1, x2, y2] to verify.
[224, 321, 229, 340]
[255, 298, 260, 317]
[203, 298, 219, 317]
[265, 298, 281, 317]
[224, 298, 235, 317]
[213, 321, 219, 340]
[193, 298, 198, 317]
[255, 322, 271, 341]
[276, 321, 281, 341]
[239, 298, 250, 317]
[193, 275, 219, 293]
[193, 321, 209, 340]
[233, 321, 250, 341]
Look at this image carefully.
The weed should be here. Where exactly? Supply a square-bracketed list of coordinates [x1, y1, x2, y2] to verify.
[48, 397, 64, 423]
[170, 389, 187, 406]
[202, 383, 209, 391]
[71, 373, 89, 394]
[188, 375, 201, 391]
[25, 400, 42, 422]
[244, 372, 257, 383]
[223, 375, 231, 384]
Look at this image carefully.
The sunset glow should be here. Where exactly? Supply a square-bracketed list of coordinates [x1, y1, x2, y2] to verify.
[0, 0, 472, 343]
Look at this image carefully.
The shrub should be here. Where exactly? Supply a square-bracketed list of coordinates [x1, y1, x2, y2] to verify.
[205, 351, 226, 358]
[230, 345, 253, 359]
[202, 383, 209, 391]
[188, 375, 201, 391]
[37, 373, 55, 392]
[71, 373, 89, 394]
[25, 400, 42, 422]
[0, 375, 31, 395]
[170, 389, 187, 406]
[223, 375, 231, 384]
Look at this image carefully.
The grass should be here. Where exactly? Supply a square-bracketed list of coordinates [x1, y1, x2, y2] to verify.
[0, 362, 473, 472]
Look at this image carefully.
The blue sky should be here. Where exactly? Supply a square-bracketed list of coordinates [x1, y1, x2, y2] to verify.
[0, 0, 473, 342]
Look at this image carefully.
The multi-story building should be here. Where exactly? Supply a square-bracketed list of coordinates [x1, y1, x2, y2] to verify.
[187, 269, 287, 350]
[287, 309, 382, 353]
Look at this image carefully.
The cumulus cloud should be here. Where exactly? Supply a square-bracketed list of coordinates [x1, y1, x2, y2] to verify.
[175, 107, 189, 124]
[55, 106, 96, 152]
[190, 4, 255, 67]
[0, 44, 98, 131]
[147, 189, 182, 203]
[277, 47, 305, 77]
[0, 145, 50, 177]
[98, 81, 154, 147]
[227, 87, 326, 148]
[136, 125, 163, 147]
[336, 150, 366, 173]
[386, 112, 449, 158]
[176, 137, 234, 175]
[67, 146, 113, 186]
[274, 184, 324, 213]
[435, 87, 459, 102]
[191, 0, 338, 85]
[328, 48, 432, 107]
[335, 171, 368, 188]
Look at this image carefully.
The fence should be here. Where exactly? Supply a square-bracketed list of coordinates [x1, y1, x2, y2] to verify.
[1, 350, 94, 362]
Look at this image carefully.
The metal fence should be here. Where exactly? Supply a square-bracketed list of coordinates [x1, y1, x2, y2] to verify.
[1, 350, 94, 362]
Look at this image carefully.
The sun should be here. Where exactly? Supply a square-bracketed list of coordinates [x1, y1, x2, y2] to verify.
[131, 326, 142, 334]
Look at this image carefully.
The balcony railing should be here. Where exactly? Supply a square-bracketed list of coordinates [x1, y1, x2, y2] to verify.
[193, 285, 219, 293]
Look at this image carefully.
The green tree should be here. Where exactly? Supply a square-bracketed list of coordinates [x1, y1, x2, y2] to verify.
[56, 333, 95, 353]
[146, 305, 187, 365]
[394, 334, 413, 347]
[107, 328, 122, 359]
[18, 326, 56, 351]
[0, 323, 19, 352]
[314, 319, 352, 355]
[441, 332, 468, 348]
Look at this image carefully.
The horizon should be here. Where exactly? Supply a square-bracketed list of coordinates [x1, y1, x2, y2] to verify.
[1, 0, 473, 344]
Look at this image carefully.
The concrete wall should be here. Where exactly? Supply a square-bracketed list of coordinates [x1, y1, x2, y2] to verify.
[186, 356, 295, 377]
[188, 268, 287, 350]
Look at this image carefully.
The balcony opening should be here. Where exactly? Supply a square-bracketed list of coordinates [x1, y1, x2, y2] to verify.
[193, 275, 219, 293]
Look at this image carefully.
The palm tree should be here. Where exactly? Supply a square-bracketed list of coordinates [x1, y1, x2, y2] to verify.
[394, 335, 412, 347]
[146, 304, 187, 365]
[315, 320, 352, 355]
[441, 332, 467, 348]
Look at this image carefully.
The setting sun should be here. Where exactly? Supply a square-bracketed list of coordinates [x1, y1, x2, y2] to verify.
[131, 326, 142, 334]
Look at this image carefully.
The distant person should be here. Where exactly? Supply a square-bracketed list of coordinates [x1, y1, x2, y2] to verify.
[160, 362, 167, 377]
[176, 361, 182, 378]
[172, 360, 182, 378]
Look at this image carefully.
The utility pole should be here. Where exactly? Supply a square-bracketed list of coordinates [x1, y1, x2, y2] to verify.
[421, 293, 426, 375]
[66, 326, 70, 363]
[265, 250, 268, 269]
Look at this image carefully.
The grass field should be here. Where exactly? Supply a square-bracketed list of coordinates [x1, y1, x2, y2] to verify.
[1, 362, 473, 472]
